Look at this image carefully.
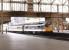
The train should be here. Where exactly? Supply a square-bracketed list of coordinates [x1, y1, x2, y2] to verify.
[7, 23, 53, 34]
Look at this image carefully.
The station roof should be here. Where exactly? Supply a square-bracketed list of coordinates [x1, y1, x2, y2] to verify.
[0, 0, 68, 13]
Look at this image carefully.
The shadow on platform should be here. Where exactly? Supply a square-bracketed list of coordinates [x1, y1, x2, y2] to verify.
[8, 31, 69, 41]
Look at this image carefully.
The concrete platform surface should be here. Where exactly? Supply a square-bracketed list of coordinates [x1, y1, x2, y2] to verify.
[0, 32, 69, 50]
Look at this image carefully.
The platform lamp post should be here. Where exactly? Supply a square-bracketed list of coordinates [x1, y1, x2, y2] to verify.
[68, 0, 69, 31]
[1, 0, 3, 34]
[22, 18, 24, 33]
[57, 5, 59, 32]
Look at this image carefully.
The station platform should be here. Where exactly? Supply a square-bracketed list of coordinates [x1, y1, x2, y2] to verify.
[0, 32, 69, 50]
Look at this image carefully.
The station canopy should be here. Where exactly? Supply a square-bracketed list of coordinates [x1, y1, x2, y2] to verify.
[0, 0, 68, 13]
